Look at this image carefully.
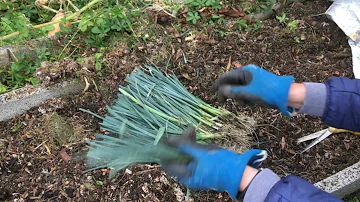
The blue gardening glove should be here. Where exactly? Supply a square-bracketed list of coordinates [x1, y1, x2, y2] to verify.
[212, 64, 294, 116]
[161, 125, 267, 199]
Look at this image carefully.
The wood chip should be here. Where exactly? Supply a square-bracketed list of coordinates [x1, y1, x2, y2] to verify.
[175, 49, 183, 61]
[30, 196, 40, 200]
[21, 192, 29, 199]
[281, 136, 286, 150]
[142, 183, 149, 194]
[300, 33, 306, 41]
[286, 149, 296, 155]
[205, 39, 217, 44]
[226, 56, 232, 72]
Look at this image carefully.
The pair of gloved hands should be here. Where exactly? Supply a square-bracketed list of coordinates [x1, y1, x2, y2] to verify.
[161, 64, 294, 199]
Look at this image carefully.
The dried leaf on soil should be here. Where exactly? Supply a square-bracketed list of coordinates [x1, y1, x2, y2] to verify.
[218, 8, 245, 17]
[60, 148, 72, 161]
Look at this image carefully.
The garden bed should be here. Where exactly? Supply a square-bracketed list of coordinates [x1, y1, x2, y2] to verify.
[1, 0, 360, 201]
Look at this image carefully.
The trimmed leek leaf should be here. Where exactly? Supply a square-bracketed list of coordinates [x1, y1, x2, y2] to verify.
[81, 64, 253, 178]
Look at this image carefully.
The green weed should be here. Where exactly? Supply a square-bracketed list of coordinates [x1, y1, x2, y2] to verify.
[347, 196, 360, 202]
[186, 11, 201, 24]
[184, 0, 222, 25]
[288, 20, 298, 32]
[276, 12, 298, 32]
[246, 0, 277, 14]
[253, 20, 262, 31]
[293, 36, 300, 43]
[236, 19, 249, 32]
[185, 0, 222, 9]
[236, 19, 261, 33]
[0, 46, 49, 93]
[94, 53, 103, 71]
[276, 12, 289, 24]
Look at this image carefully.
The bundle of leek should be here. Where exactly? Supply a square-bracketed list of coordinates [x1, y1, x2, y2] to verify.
[81, 65, 256, 177]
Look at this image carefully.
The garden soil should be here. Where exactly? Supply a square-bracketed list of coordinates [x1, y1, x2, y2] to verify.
[1, 0, 360, 201]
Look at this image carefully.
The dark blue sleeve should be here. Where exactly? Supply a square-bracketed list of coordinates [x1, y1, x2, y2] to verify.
[322, 77, 360, 131]
[265, 175, 343, 202]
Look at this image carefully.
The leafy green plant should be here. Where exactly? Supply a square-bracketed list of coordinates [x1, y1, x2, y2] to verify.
[91, 18, 111, 38]
[346, 196, 360, 202]
[215, 30, 228, 38]
[186, 11, 200, 24]
[36, 46, 51, 65]
[236, 19, 252, 32]
[80, 4, 137, 47]
[288, 20, 298, 32]
[94, 53, 103, 71]
[276, 12, 298, 32]
[95, 180, 104, 186]
[0, 46, 49, 93]
[185, 0, 222, 9]
[210, 15, 225, 25]
[246, 0, 277, 14]
[253, 20, 262, 31]
[204, 0, 222, 9]
[294, 36, 301, 43]
[6, 58, 34, 89]
[276, 12, 289, 24]
[0, 11, 34, 45]
[0, 83, 7, 94]
[184, 0, 222, 25]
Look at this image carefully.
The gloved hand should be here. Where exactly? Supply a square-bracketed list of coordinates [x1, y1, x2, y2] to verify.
[212, 64, 294, 116]
[161, 125, 267, 199]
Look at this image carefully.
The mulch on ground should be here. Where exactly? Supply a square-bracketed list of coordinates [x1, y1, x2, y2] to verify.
[1, 1, 359, 201]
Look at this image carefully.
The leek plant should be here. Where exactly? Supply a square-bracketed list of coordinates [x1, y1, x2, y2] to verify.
[81, 65, 256, 177]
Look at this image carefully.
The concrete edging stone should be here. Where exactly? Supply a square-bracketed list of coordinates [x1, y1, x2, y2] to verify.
[0, 80, 84, 122]
[314, 160, 360, 198]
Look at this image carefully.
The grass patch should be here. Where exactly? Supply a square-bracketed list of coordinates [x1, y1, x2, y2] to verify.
[44, 112, 83, 147]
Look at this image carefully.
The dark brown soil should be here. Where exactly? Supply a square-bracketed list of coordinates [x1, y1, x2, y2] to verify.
[1, 0, 359, 201]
